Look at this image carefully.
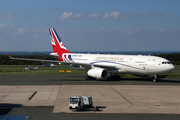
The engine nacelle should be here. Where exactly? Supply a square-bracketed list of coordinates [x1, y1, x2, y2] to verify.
[43, 62, 55, 67]
[87, 68, 108, 79]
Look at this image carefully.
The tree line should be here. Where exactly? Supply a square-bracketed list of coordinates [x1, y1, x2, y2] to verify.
[0, 53, 180, 65]
[153, 53, 180, 65]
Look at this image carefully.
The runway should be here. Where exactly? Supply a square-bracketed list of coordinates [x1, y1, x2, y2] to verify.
[0, 67, 180, 119]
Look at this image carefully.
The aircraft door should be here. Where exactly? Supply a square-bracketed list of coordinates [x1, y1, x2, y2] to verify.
[128, 58, 133, 66]
[147, 59, 156, 70]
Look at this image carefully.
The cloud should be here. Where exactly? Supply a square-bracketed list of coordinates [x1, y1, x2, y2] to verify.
[6, 13, 13, 18]
[127, 30, 133, 34]
[88, 13, 99, 18]
[0, 23, 7, 28]
[59, 12, 86, 21]
[103, 11, 164, 20]
[59, 12, 100, 21]
[99, 26, 105, 30]
[31, 28, 42, 32]
[34, 34, 38, 37]
[0, 13, 14, 19]
[74, 13, 85, 18]
[144, 12, 164, 17]
[103, 12, 122, 19]
[59, 11, 165, 21]
[159, 29, 165, 31]
[123, 30, 138, 34]
[103, 12, 140, 20]
[59, 12, 73, 20]
[17, 28, 26, 34]
[30, 28, 48, 33]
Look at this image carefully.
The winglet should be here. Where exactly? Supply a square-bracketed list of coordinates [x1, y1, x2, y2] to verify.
[5, 53, 14, 59]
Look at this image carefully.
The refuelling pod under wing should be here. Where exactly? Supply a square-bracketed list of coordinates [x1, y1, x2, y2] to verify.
[87, 68, 108, 79]
[43, 62, 55, 67]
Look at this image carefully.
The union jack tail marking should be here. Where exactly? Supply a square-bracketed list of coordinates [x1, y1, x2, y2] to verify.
[49, 28, 71, 61]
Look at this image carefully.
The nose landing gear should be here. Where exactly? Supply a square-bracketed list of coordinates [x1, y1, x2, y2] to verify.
[154, 75, 159, 82]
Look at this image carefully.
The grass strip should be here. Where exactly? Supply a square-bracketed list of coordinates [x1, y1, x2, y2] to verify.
[0, 65, 180, 78]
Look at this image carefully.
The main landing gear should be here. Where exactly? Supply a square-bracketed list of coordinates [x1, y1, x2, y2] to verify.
[110, 74, 121, 80]
[153, 75, 159, 82]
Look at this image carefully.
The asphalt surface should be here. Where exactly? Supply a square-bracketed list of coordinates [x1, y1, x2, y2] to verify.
[0, 74, 180, 85]
[1, 105, 180, 120]
[0, 66, 180, 120]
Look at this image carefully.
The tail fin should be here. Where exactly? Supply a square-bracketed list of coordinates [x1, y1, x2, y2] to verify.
[49, 28, 71, 61]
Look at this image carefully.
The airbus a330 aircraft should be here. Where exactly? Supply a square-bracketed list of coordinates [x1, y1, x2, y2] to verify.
[6, 28, 174, 82]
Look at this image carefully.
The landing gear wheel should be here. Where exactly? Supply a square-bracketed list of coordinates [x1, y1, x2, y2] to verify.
[117, 75, 121, 79]
[110, 74, 121, 80]
[153, 75, 158, 82]
[86, 75, 90, 80]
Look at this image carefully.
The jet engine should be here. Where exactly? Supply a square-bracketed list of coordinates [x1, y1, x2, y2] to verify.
[87, 68, 108, 79]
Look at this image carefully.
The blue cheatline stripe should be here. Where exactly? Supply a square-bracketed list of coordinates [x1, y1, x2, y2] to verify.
[72, 58, 88, 61]
[90, 61, 144, 70]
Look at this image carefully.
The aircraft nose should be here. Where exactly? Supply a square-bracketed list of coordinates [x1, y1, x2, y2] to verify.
[168, 64, 175, 72]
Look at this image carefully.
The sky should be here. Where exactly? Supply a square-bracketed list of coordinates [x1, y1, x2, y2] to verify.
[0, 0, 180, 52]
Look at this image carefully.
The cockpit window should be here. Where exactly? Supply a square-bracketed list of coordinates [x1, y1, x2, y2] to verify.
[162, 62, 171, 64]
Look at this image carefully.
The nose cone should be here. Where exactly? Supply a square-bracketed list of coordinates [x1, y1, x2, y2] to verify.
[168, 64, 175, 72]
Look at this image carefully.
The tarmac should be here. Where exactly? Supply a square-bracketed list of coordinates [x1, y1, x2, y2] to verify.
[0, 66, 180, 119]
[1, 85, 180, 114]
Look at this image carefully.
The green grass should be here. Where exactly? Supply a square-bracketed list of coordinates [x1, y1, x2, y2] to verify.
[174, 68, 180, 70]
[0, 70, 86, 75]
[0, 65, 180, 78]
[0, 65, 86, 75]
[158, 73, 180, 78]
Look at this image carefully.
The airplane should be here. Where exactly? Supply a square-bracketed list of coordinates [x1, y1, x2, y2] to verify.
[25, 66, 39, 71]
[6, 28, 175, 82]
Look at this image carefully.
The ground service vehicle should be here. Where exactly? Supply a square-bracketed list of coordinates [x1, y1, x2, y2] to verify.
[68, 96, 84, 111]
[82, 96, 93, 108]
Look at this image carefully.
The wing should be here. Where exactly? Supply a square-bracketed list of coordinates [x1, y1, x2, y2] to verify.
[5, 53, 60, 63]
[5, 53, 119, 71]
[5, 53, 91, 68]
